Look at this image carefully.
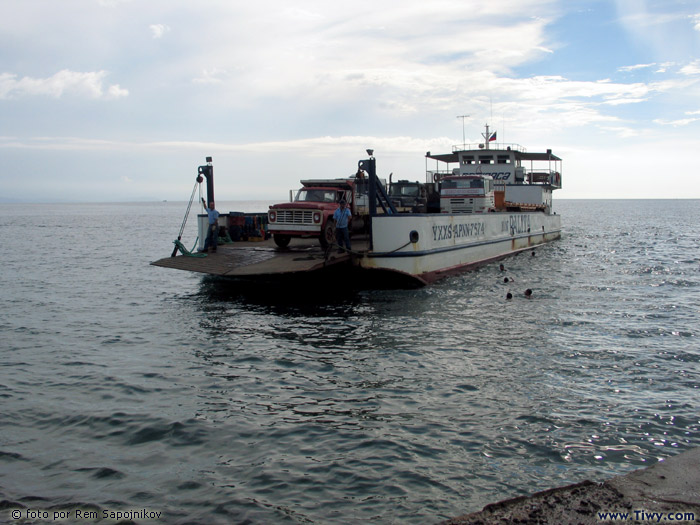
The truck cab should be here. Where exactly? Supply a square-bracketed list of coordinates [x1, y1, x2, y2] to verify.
[268, 177, 368, 248]
[439, 175, 495, 214]
[388, 180, 427, 213]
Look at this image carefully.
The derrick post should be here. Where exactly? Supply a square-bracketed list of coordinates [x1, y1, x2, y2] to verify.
[198, 156, 214, 206]
[358, 153, 376, 251]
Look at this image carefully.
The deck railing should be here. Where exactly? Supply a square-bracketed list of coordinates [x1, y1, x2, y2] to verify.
[452, 142, 526, 153]
[428, 169, 562, 188]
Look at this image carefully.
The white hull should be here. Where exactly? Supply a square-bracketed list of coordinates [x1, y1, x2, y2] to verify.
[360, 212, 561, 284]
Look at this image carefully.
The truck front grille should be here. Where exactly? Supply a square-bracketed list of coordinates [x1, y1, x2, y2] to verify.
[276, 210, 315, 224]
[450, 199, 473, 213]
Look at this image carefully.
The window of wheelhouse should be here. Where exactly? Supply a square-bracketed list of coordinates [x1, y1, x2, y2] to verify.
[461, 155, 475, 165]
[497, 155, 510, 164]
[479, 155, 493, 164]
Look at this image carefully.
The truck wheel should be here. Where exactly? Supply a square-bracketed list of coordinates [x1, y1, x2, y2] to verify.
[273, 234, 291, 248]
[320, 222, 335, 249]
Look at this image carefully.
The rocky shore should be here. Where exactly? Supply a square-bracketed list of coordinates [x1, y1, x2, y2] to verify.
[440, 448, 700, 524]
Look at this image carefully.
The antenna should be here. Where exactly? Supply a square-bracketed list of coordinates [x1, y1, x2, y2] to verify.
[456, 115, 470, 147]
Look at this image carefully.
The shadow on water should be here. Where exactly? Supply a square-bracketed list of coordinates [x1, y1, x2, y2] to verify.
[198, 275, 362, 308]
[195, 266, 425, 311]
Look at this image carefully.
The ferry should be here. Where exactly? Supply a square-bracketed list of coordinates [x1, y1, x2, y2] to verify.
[152, 125, 562, 287]
[361, 124, 562, 283]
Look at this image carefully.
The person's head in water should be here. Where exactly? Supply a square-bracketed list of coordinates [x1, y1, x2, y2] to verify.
[506, 292, 513, 300]
[524, 288, 532, 298]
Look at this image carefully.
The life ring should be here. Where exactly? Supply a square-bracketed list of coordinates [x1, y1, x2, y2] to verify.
[433, 173, 440, 183]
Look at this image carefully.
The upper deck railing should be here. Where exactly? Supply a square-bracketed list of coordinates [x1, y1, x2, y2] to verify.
[452, 142, 526, 153]
[426, 167, 562, 188]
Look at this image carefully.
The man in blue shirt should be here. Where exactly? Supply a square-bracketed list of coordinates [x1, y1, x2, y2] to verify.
[202, 198, 220, 253]
[332, 199, 352, 253]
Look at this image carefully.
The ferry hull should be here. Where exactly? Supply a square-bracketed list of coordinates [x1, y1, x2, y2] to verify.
[361, 212, 561, 284]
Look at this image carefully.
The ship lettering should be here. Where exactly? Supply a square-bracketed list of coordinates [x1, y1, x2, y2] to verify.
[433, 222, 486, 242]
[452, 222, 485, 239]
[432, 224, 453, 241]
[509, 215, 531, 235]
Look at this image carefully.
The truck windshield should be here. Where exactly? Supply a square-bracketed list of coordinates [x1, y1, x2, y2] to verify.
[442, 179, 484, 190]
[295, 189, 338, 202]
[389, 185, 419, 197]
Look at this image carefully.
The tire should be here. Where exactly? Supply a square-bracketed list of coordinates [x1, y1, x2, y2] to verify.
[273, 234, 291, 248]
[319, 221, 335, 249]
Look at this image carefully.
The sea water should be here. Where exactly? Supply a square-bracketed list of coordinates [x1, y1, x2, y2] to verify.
[0, 199, 698, 524]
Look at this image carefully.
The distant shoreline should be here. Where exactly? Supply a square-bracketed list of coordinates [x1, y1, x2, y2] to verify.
[2, 197, 699, 205]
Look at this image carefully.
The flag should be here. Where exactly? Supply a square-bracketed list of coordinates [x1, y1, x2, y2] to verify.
[489, 131, 497, 142]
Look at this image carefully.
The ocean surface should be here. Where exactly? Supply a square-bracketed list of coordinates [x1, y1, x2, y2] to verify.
[1, 199, 698, 524]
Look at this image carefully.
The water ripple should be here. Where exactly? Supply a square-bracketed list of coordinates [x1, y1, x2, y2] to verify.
[0, 200, 699, 524]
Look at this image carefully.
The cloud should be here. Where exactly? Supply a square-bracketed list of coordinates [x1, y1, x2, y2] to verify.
[0, 134, 450, 156]
[598, 125, 646, 138]
[98, 0, 133, 6]
[176, 2, 558, 103]
[679, 60, 700, 75]
[2, 1, 700, 201]
[653, 117, 700, 126]
[618, 63, 656, 72]
[613, 0, 700, 67]
[108, 84, 129, 98]
[281, 7, 325, 22]
[149, 23, 170, 39]
[0, 70, 128, 100]
[692, 13, 700, 31]
[192, 68, 229, 84]
[655, 62, 675, 73]
[653, 108, 700, 127]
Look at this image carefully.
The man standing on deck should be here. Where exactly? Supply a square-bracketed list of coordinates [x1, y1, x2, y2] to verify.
[202, 198, 219, 253]
[333, 199, 352, 253]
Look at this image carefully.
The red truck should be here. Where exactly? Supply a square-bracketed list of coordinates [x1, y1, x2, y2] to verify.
[267, 177, 370, 248]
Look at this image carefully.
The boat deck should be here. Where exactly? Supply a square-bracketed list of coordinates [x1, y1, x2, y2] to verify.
[151, 237, 369, 277]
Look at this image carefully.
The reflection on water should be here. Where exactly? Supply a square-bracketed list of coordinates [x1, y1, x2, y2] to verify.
[186, 217, 698, 520]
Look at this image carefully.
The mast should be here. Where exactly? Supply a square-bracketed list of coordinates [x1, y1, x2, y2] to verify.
[482, 124, 491, 150]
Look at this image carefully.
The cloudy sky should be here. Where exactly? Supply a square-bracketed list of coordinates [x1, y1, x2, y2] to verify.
[1, 0, 699, 202]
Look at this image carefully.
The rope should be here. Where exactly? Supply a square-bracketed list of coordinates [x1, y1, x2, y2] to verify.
[171, 179, 204, 257]
[323, 240, 361, 260]
[173, 238, 207, 257]
[324, 238, 411, 261]
[385, 241, 412, 254]
[178, 180, 200, 238]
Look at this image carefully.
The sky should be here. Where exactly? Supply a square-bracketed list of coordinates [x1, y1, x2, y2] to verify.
[1, 0, 700, 202]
